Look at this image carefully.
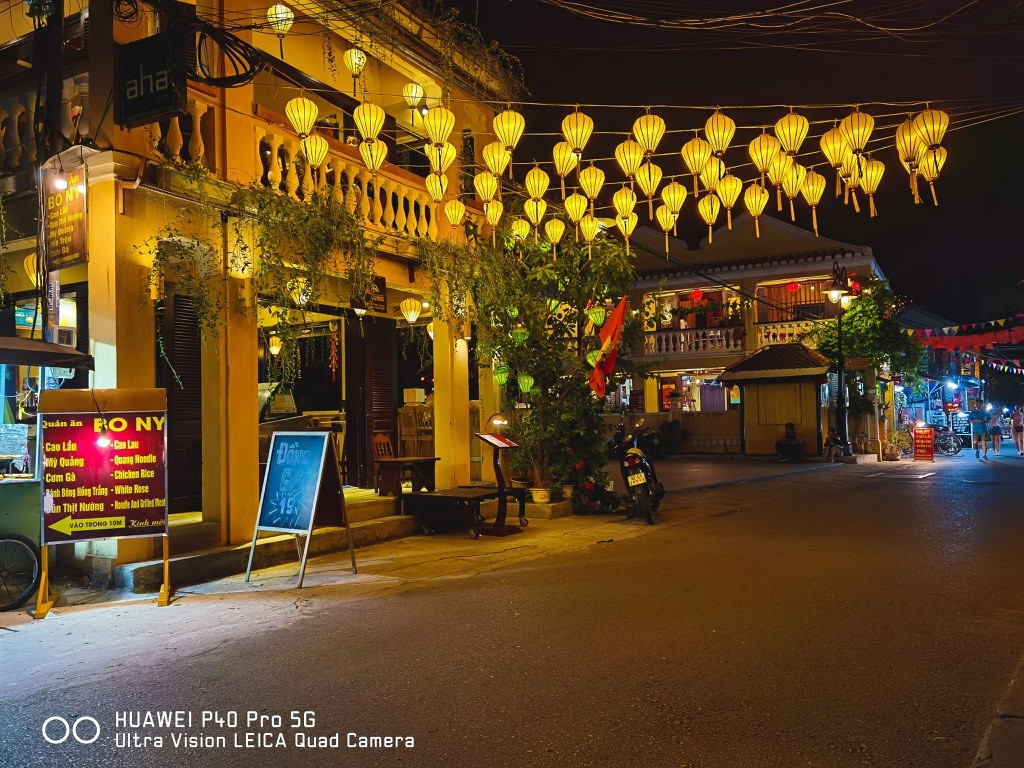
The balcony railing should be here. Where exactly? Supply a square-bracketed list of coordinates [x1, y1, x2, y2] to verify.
[755, 320, 818, 347]
[642, 327, 745, 357]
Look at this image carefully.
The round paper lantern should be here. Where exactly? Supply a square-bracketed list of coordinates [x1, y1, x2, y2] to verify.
[493, 108, 526, 152]
[426, 322, 434, 340]
[699, 156, 725, 195]
[517, 372, 534, 394]
[562, 108, 594, 156]
[612, 186, 637, 220]
[635, 162, 662, 218]
[912, 108, 949, 151]
[615, 139, 644, 183]
[425, 173, 447, 203]
[839, 107, 874, 157]
[286, 96, 318, 138]
[353, 101, 384, 143]
[786, 281, 800, 293]
[716, 173, 742, 229]
[661, 179, 687, 215]
[775, 110, 809, 156]
[267, 334, 283, 356]
[423, 105, 455, 147]
[800, 169, 827, 235]
[917, 145, 947, 205]
[565, 192, 588, 226]
[655, 204, 675, 254]
[633, 112, 665, 157]
[444, 198, 466, 228]
[267, 4, 294, 34]
[680, 135, 712, 196]
[524, 199, 547, 228]
[691, 289, 704, 301]
[494, 365, 510, 386]
[586, 350, 602, 367]
[588, 305, 607, 326]
[300, 134, 328, 168]
[484, 199, 504, 227]
[511, 326, 529, 346]
[544, 218, 566, 257]
[426, 141, 456, 176]
[766, 152, 793, 212]
[743, 183, 770, 238]
[402, 82, 425, 112]
[525, 165, 550, 201]
[781, 162, 807, 221]
[483, 141, 511, 178]
[511, 218, 531, 241]
[860, 157, 885, 217]
[820, 124, 851, 197]
[578, 163, 605, 212]
[358, 139, 387, 173]
[705, 110, 735, 158]
[840, 152, 862, 212]
[895, 118, 924, 204]
[474, 171, 498, 202]
[343, 47, 366, 94]
[615, 211, 638, 254]
[552, 141, 578, 198]
[748, 130, 781, 186]
[697, 194, 721, 243]
[579, 214, 601, 244]
[400, 298, 422, 323]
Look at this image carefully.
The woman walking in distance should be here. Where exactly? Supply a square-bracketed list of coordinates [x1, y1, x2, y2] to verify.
[968, 400, 990, 460]
[989, 408, 1005, 457]
[1010, 405, 1024, 456]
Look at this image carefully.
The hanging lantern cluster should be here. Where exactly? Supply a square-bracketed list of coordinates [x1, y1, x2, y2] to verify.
[907, 107, 949, 205]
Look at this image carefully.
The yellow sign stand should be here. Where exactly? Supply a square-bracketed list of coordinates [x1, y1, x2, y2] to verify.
[158, 540, 171, 606]
[34, 546, 54, 620]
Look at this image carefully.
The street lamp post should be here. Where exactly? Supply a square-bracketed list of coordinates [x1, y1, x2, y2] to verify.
[827, 262, 856, 457]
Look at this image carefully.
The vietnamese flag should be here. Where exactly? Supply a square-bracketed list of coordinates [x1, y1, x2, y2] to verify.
[589, 297, 629, 399]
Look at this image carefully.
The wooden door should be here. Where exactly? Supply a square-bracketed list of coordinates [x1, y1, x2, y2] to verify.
[344, 317, 397, 487]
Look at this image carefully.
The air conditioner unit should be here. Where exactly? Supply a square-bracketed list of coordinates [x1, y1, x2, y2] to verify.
[50, 326, 78, 378]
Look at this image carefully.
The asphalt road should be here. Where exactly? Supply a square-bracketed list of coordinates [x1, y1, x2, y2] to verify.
[3, 453, 1024, 768]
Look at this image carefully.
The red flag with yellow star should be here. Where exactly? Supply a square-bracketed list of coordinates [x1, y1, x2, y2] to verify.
[589, 297, 629, 399]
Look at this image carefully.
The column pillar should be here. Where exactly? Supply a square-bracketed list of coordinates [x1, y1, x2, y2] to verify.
[432, 315, 471, 489]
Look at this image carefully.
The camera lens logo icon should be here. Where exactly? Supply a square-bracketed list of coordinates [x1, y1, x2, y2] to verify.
[41, 716, 100, 745]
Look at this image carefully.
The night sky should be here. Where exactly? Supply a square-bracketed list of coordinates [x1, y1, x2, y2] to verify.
[469, 0, 1024, 323]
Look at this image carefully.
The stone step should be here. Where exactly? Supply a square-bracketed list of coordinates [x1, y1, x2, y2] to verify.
[345, 496, 400, 523]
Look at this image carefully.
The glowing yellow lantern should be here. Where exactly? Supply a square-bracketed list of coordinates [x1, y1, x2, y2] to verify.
[423, 106, 455, 148]
[267, 4, 293, 57]
[860, 157, 884, 217]
[839, 107, 874, 158]
[612, 186, 637, 221]
[444, 198, 466, 228]
[343, 48, 366, 95]
[525, 165, 550, 201]
[774, 109, 808, 156]
[562, 108, 594, 158]
[426, 141, 456, 176]
[578, 163, 605, 214]
[680, 135, 712, 196]
[716, 173, 742, 229]
[544, 218, 565, 258]
[511, 218, 531, 241]
[705, 110, 735, 158]
[482, 141, 511, 178]
[358, 138, 386, 173]
[913, 108, 949, 151]
[781, 162, 806, 221]
[743, 183, 770, 238]
[402, 82, 424, 121]
[661, 179, 687, 235]
[616, 211, 638, 254]
[699, 156, 725, 194]
[400, 298, 422, 323]
[918, 145, 947, 205]
[425, 172, 447, 203]
[840, 153, 862, 212]
[895, 117, 924, 204]
[300, 134, 328, 168]
[484, 199, 504, 227]
[267, 334, 283, 356]
[819, 124, 851, 197]
[697, 193, 721, 243]
[635, 161, 662, 218]
[493, 108, 526, 153]
[615, 139, 644, 186]
[633, 111, 665, 158]
[579, 214, 601, 250]
[552, 141, 578, 199]
[286, 96, 317, 138]
[748, 130, 781, 187]
[766, 152, 793, 212]
[655, 204, 675, 255]
[474, 171, 498, 202]
[353, 101, 384, 143]
[565, 191, 588, 240]
[524, 198, 547, 231]
[800, 169, 827, 236]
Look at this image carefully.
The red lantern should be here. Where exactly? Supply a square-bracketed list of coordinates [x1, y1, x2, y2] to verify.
[850, 280, 862, 295]
[786, 281, 799, 293]
[691, 289, 704, 301]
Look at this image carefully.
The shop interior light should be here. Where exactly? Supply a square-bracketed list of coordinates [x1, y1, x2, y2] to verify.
[92, 390, 111, 448]
[53, 175, 68, 191]
[268, 334, 282, 356]
[946, 381, 957, 389]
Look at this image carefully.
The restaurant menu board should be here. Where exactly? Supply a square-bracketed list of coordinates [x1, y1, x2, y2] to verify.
[40, 411, 168, 543]
[0, 424, 29, 458]
[913, 427, 935, 462]
[255, 432, 330, 534]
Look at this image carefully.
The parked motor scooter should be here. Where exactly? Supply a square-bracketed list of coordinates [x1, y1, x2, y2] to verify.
[607, 418, 666, 525]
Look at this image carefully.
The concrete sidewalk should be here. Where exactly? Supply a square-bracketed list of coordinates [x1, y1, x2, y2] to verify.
[609, 455, 841, 495]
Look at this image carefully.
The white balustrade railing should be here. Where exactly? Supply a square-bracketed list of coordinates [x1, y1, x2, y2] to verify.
[643, 327, 745, 356]
[755, 320, 818, 347]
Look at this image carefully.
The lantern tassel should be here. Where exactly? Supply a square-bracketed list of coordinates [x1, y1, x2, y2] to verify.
[789, 198, 795, 222]
[930, 181, 938, 206]
[648, 197, 653, 220]
[776, 185, 783, 212]
[625, 238, 630, 256]
[835, 169, 842, 198]
[811, 207, 819, 237]
[575, 224, 579, 243]
[708, 224, 713, 244]
[727, 208, 732, 229]
[850, 189, 861, 214]
[912, 174, 921, 205]
[869, 195, 877, 218]
[553, 244, 557, 261]
[560, 177, 566, 200]
[754, 216, 761, 238]
[664, 231, 669, 255]
[844, 181, 850, 206]
[693, 176, 699, 197]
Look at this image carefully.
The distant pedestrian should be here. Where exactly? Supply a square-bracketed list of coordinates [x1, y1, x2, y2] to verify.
[968, 400, 990, 460]
[989, 409, 1005, 456]
[822, 427, 842, 462]
[1011, 405, 1024, 456]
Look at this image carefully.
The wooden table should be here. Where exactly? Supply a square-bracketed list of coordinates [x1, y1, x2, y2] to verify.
[374, 456, 440, 496]
[402, 486, 528, 539]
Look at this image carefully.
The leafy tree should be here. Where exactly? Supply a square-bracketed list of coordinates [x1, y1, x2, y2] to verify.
[802, 275, 926, 383]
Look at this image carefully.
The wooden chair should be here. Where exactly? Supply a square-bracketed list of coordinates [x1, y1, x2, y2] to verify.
[371, 433, 395, 493]
[371, 432, 440, 497]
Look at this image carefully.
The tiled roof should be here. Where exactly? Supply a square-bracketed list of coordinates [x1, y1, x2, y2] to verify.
[722, 343, 830, 374]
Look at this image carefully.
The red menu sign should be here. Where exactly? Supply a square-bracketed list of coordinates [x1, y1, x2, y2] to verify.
[40, 411, 168, 543]
[913, 427, 935, 462]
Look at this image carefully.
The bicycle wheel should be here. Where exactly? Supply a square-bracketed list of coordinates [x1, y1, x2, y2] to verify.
[0, 534, 41, 611]
[635, 485, 655, 526]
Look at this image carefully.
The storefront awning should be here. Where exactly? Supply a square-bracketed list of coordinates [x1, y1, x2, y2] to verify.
[0, 337, 94, 370]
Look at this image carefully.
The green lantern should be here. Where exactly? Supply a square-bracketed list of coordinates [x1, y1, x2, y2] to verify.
[588, 305, 607, 326]
[517, 372, 534, 394]
[507, 306, 519, 319]
[548, 298, 561, 313]
[512, 326, 529, 346]
[493, 365, 510, 386]
[586, 349, 602, 367]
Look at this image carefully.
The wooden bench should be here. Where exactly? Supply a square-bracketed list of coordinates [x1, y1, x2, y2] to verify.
[402, 486, 528, 539]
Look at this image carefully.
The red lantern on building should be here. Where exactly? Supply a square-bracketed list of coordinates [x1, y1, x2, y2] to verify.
[786, 281, 799, 293]
[691, 289, 704, 301]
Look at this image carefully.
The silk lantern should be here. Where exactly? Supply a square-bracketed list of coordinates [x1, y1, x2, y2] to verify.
[680, 135, 712, 196]
[860, 157, 884, 217]
[716, 173, 742, 229]
[444, 198, 466, 228]
[775, 110, 808, 156]
[474, 171, 498, 202]
[743, 183, 770, 238]
[552, 141, 578, 199]
[635, 161, 662, 219]
[705, 110, 735, 159]
[697, 194, 721, 243]
[342, 48, 366, 96]
[781, 163, 807, 222]
[286, 96, 317, 138]
[819, 124, 851, 197]
[748, 130, 781, 187]
[353, 101, 384, 143]
[800, 169, 826, 236]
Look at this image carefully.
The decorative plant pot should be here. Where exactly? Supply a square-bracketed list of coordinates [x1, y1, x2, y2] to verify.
[510, 479, 530, 489]
[561, 484, 574, 500]
[530, 487, 552, 503]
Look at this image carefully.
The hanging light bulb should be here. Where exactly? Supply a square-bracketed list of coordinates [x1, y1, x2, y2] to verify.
[353, 101, 384, 143]
[544, 218, 565, 258]
[612, 186, 637, 221]
[402, 82, 425, 122]
[918, 145, 946, 205]
[697, 193, 721, 243]
[400, 298, 422, 323]
[774, 109, 809, 157]
[525, 165, 550, 201]
[705, 110, 735, 159]
[615, 138, 644, 188]
[565, 191, 588, 241]
[895, 117, 924, 204]
[300, 134, 328, 169]
[743, 183, 770, 238]
[655, 204, 675, 255]
[680, 134, 712, 197]
[482, 140, 511, 182]
[633, 111, 665, 159]
[748, 129, 781, 187]
[493, 108, 526, 154]
[716, 173, 742, 230]
[819, 124, 851, 198]
[267, 334, 283, 356]
[358, 139, 387, 173]
[426, 141, 456, 176]
[635, 161, 662, 219]
[767, 152, 793, 212]
[839, 107, 874, 160]
[562, 107, 594, 159]
[578, 163, 605, 215]
[616, 212, 638, 254]
[840, 152, 862, 212]
[781, 162, 807, 222]
[699, 156, 725, 195]
[511, 218, 531, 241]
[53, 174, 68, 191]
[860, 157, 884, 217]
[267, 4, 294, 57]
[444, 198, 466, 228]
[425, 173, 447, 203]
[286, 95, 318, 138]
[800, 169, 827, 236]
[473, 171, 498, 202]
[912, 107, 949, 151]
[343, 47, 367, 96]
[552, 141, 578, 199]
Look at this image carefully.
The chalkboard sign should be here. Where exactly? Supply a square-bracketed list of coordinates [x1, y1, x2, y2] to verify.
[0, 423, 29, 458]
[256, 432, 330, 533]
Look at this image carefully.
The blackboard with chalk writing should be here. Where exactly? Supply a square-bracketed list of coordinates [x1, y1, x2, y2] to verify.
[256, 432, 330, 534]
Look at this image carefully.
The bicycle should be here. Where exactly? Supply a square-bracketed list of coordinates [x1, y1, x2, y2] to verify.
[0, 534, 42, 611]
